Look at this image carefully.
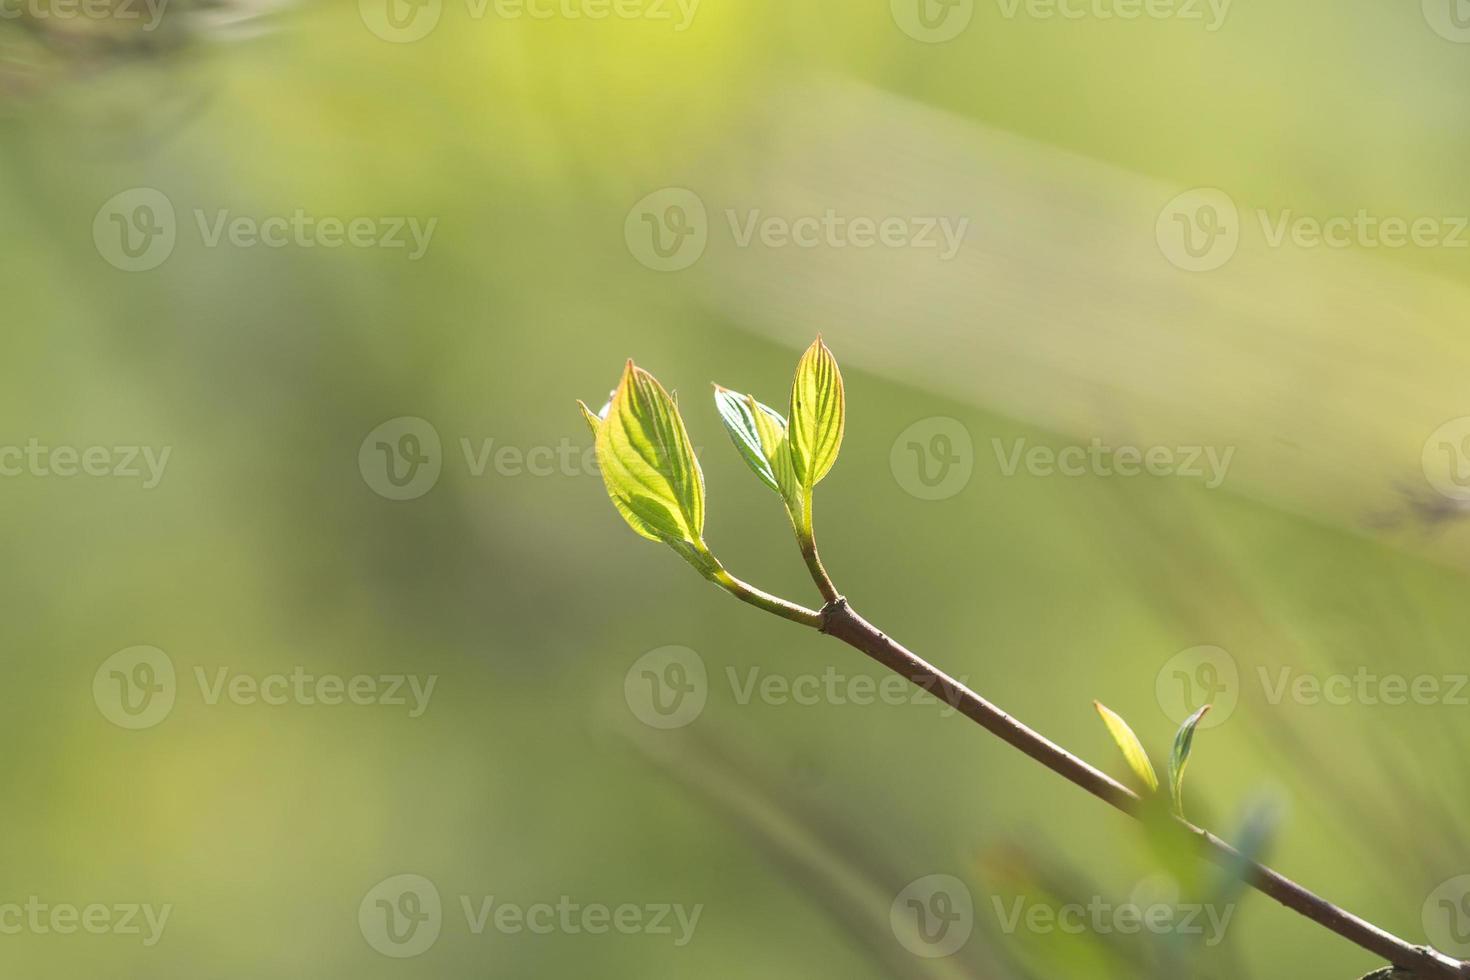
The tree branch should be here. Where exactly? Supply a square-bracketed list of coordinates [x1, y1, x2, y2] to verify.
[816, 597, 1470, 980]
[709, 568, 823, 628]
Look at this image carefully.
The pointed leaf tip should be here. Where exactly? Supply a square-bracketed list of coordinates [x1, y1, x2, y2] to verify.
[1094, 701, 1159, 794]
[788, 336, 845, 490]
[577, 400, 603, 437]
[1168, 704, 1212, 818]
[713, 384, 791, 496]
[592, 361, 707, 550]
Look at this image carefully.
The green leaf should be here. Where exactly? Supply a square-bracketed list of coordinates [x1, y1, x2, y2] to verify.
[1093, 701, 1159, 794]
[1168, 704, 1211, 818]
[749, 394, 803, 514]
[577, 400, 605, 437]
[788, 336, 845, 489]
[713, 385, 806, 520]
[590, 360, 707, 552]
[713, 385, 784, 493]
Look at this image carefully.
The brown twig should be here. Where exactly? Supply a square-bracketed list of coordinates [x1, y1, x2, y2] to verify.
[814, 596, 1470, 980]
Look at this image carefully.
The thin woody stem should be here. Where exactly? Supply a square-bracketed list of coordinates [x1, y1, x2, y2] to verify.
[798, 535, 839, 606]
[796, 496, 840, 605]
[710, 568, 823, 628]
[812, 596, 1469, 980]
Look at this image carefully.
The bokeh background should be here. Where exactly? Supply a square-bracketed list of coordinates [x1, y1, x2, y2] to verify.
[3, 0, 1470, 976]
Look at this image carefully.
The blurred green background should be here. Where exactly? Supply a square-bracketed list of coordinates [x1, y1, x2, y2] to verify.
[3, 0, 1470, 976]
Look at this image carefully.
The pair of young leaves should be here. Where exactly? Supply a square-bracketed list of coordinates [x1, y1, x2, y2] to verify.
[578, 337, 845, 576]
[1095, 701, 1211, 820]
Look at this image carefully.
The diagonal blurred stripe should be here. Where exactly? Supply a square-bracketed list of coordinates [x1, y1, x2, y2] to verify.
[684, 76, 1470, 567]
